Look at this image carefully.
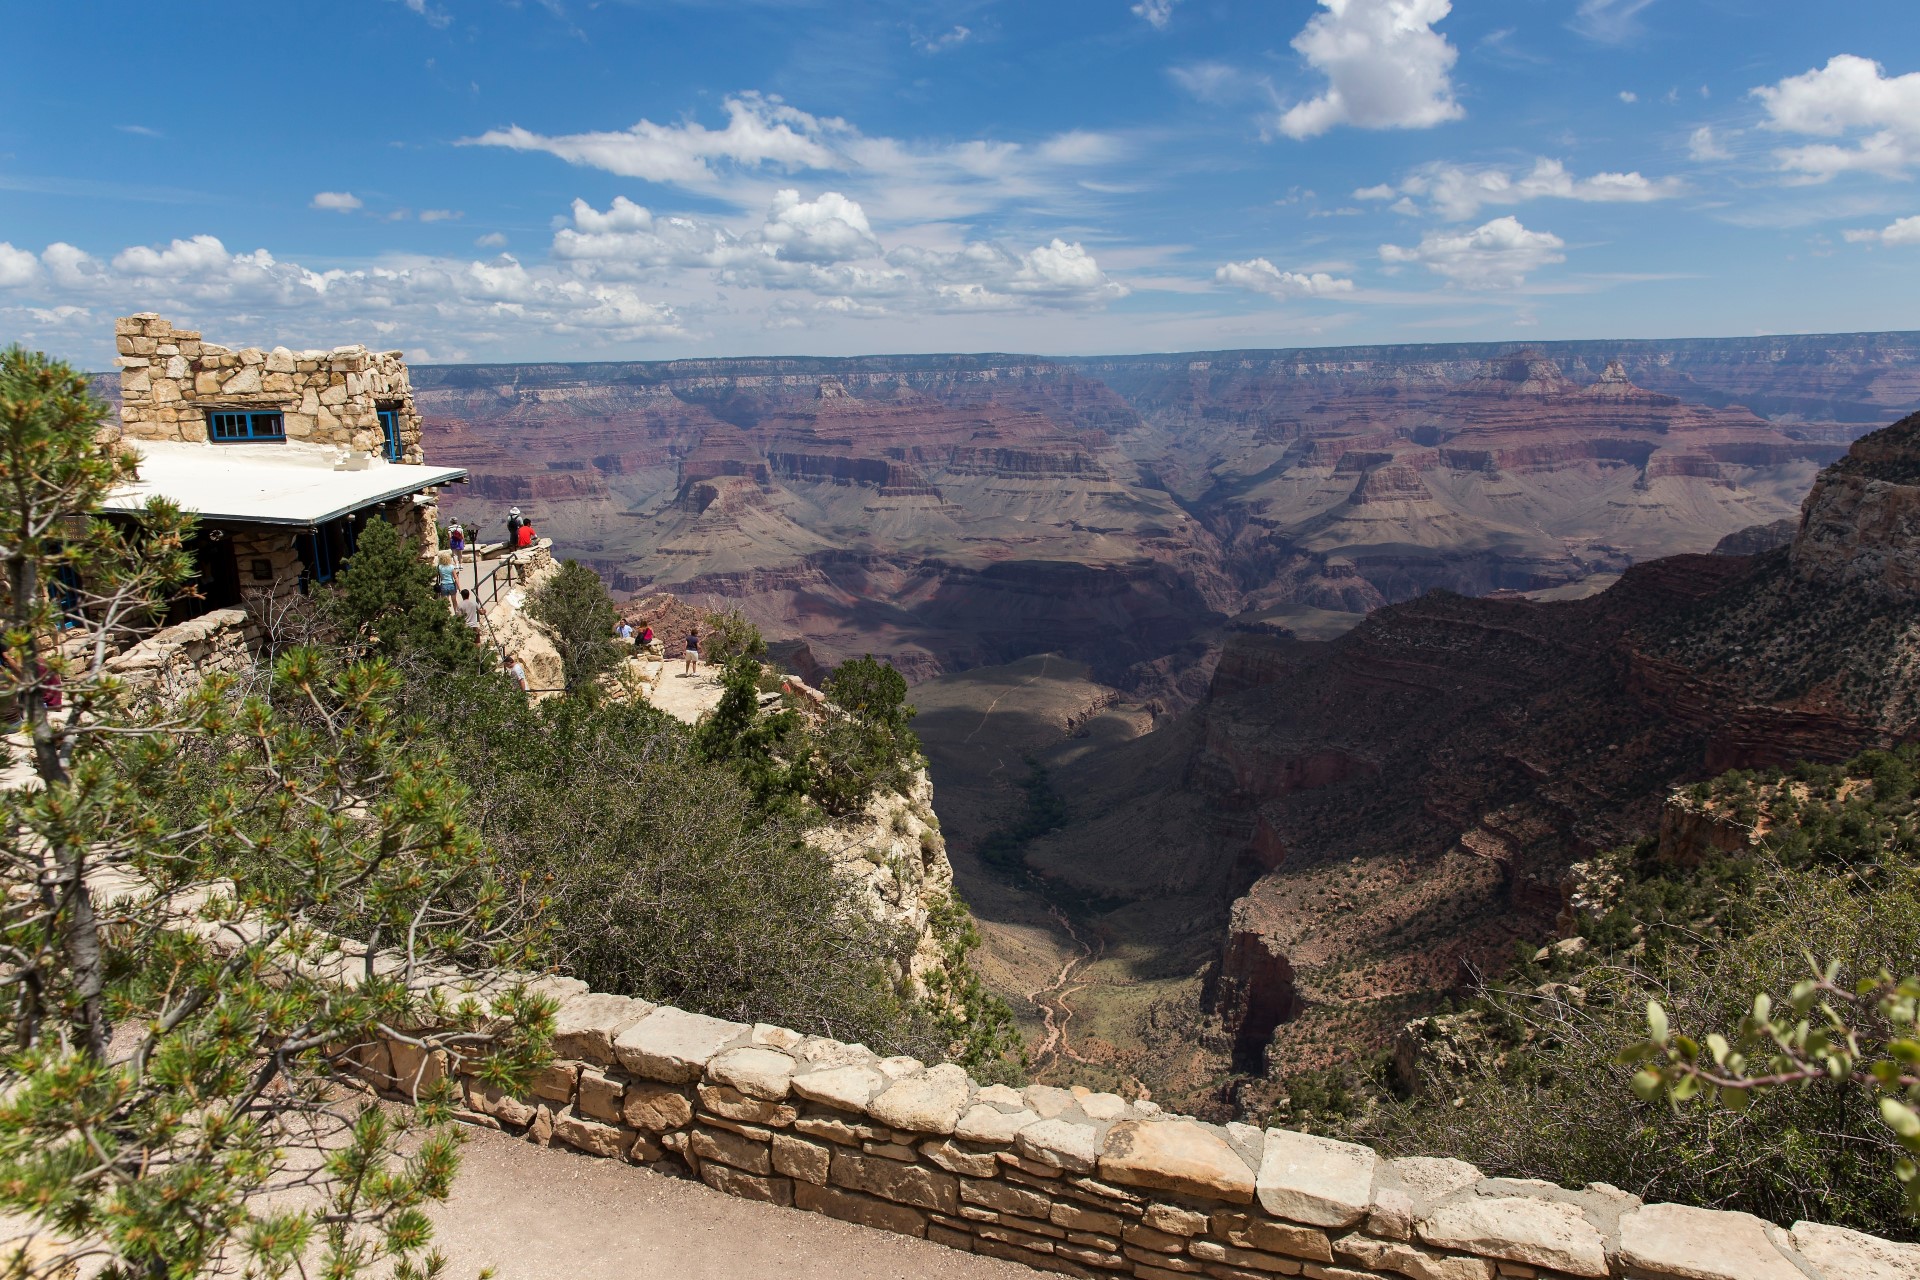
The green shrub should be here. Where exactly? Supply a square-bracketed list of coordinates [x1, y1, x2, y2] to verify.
[527, 559, 623, 690]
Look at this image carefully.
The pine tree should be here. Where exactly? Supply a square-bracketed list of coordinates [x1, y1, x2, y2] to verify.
[0, 349, 553, 1280]
[526, 559, 620, 692]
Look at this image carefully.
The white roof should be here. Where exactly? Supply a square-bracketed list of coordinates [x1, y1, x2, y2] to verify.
[101, 440, 467, 527]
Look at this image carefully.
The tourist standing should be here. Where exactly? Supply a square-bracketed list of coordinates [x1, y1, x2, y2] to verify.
[458, 588, 480, 629]
[506, 652, 529, 694]
[448, 520, 466, 556]
[436, 552, 458, 597]
[505, 506, 523, 546]
[683, 629, 699, 676]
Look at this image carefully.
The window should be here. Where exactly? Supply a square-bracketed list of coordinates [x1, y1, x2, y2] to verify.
[207, 409, 285, 443]
[294, 515, 362, 588]
[378, 406, 403, 461]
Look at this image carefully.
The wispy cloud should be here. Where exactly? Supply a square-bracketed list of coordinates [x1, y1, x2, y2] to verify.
[912, 25, 971, 53]
[1356, 158, 1683, 221]
[116, 124, 162, 138]
[1571, 0, 1658, 44]
[392, 0, 451, 29]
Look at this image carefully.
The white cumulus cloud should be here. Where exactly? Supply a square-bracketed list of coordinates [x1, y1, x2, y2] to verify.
[311, 191, 363, 212]
[761, 190, 879, 263]
[1274, 0, 1463, 140]
[1214, 259, 1356, 299]
[0, 243, 42, 289]
[1754, 54, 1920, 181]
[1379, 216, 1566, 288]
[1358, 158, 1682, 221]
[1844, 215, 1920, 246]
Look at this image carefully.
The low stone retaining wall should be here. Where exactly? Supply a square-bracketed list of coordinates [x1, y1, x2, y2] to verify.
[358, 986, 1918, 1280]
[106, 607, 259, 698]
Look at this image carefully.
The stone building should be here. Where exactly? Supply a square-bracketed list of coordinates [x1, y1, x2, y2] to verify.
[104, 313, 466, 619]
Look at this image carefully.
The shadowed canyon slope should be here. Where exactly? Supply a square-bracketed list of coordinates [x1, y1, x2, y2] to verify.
[1023, 409, 1920, 1112]
[417, 333, 1920, 682]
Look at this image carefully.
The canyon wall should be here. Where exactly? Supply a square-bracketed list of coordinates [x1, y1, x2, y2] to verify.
[412, 333, 1920, 688]
[1027, 410, 1920, 1103]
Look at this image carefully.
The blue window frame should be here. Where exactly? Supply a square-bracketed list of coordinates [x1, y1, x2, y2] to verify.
[208, 409, 285, 443]
[378, 407, 403, 461]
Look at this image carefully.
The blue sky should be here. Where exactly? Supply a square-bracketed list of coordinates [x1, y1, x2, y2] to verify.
[3, 0, 1917, 364]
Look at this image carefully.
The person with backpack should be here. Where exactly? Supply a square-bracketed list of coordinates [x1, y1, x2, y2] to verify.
[683, 629, 699, 676]
[505, 506, 523, 546]
[447, 520, 466, 556]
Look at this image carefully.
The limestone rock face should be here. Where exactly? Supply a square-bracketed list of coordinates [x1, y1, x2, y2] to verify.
[806, 768, 954, 996]
[1790, 410, 1920, 600]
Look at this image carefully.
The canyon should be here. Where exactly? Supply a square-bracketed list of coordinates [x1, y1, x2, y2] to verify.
[411, 332, 1920, 1114]
[416, 332, 1920, 689]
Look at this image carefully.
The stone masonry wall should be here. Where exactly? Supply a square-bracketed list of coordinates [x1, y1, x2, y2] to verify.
[105, 607, 260, 700]
[114, 314, 426, 461]
[350, 979, 1918, 1280]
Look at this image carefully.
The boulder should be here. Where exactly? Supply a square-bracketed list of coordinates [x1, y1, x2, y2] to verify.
[1790, 1220, 1920, 1280]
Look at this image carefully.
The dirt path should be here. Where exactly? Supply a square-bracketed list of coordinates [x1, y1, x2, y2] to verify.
[431, 1126, 1034, 1280]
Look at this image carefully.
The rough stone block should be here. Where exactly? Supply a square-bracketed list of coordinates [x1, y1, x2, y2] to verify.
[690, 1125, 773, 1174]
[697, 1083, 796, 1126]
[552, 1110, 631, 1159]
[1017, 1118, 1102, 1173]
[792, 1063, 887, 1111]
[1789, 1220, 1920, 1280]
[1146, 1204, 1210, 1236]
[388, 1041, 447, 1095]
[1122, 1223, 1186, 1252]
[1187, 1241, 1304, 1274]
[794, 1112, 890, 1145]
[921, 1138, 999, 1177]
[929, 1224, 975, 1252]
[862, 1141, 920, 1161]
[1417, 1198, 1607, 1278]
[1100, 1121, 1256, 1205]
[620, 1082, 692, 1131]
[962, 1177, 1053, 1219]
[1256, 1129, 1377, 1227]
[1230, 1220, 1333, 1263]
[1333, 1235, 1492, 1280]
[772, 1132, 831, 1185]
[1617, 1203, 1804, 1280]
[530, 1061, 579, 1102]
[1050, 1201, 1124, 1236]
[613, 1007, 746, 1083]
[465, 1079, 535, 1128]
[551, 992, 653, 1064]
[700, 1162, 792, 1206]
[1124, 1245, 1203, 1271]
[707, 1045, 796, 1100]
[830, 1150, 958, 1213]
[576, 1068, 624, 1123]
[795, 1181, 929, 1238]
[867, 1063, 972, 1134]
[957, 1104, 1038, 1144]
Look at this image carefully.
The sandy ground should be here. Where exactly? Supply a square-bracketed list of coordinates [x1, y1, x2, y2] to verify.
[432, 1126, 1032, 1280]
